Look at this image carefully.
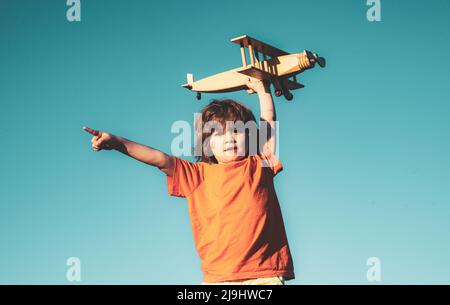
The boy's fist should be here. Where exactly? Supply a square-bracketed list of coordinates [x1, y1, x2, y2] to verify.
[245, 78, 270, 94]
[83, 126, 116, 151]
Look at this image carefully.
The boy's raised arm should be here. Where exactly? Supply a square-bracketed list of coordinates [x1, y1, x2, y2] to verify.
[245, 53, 315, 156]
[245, 79, 277, 155]
[83, 126, 175, 176]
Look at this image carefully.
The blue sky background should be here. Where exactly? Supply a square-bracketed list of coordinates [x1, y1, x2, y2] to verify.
[1, 0, 449, 284]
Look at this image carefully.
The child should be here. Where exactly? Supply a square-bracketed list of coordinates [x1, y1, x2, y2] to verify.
[83, 56, 313, 284]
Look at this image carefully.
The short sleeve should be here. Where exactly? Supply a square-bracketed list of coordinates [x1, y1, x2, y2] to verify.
[259, 148, 283, 177]
[166, 157, 204, 198]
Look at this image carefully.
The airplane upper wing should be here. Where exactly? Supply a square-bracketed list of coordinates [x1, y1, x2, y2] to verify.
[230, 35, 289, 58]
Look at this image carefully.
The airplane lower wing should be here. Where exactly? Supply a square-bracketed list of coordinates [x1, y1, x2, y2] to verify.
[282, 78, 304, 90]
[237, 67, 304, 91]
[236, 66, 272, 80]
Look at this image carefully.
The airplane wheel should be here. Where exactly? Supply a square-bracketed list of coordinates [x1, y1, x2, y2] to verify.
[285, 93, 293, 101]
[196, 92, 201, 100]
[275, 90, 282, 97]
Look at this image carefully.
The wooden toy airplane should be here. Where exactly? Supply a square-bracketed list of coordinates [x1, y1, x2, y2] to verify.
[182, 35, 325, 101]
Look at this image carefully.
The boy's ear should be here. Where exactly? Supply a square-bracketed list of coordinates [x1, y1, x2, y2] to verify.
[203, 140, 214, 158]
[207, 139, 214, 150]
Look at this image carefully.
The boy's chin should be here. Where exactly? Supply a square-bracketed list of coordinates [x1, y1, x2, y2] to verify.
[217, 153, 246, 163]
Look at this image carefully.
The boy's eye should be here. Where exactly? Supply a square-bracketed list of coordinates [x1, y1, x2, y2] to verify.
[212, 129, 222, 136]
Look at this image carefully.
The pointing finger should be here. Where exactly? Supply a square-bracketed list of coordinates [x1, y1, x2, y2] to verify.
[83, 126, 100, 136]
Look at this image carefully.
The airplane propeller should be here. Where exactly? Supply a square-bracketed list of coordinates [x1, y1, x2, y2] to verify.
[306, 50, 326, 68]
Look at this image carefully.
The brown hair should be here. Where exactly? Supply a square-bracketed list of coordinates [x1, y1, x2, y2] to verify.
[194, 99, 259, 164]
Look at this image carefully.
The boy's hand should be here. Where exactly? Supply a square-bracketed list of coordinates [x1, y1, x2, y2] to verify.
[245, 78, 270, 95]
[83, 126, 117, 151]
[82, 126, 174, 174]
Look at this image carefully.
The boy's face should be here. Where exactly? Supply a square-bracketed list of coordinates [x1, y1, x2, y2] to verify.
[208, 121, 247, 164]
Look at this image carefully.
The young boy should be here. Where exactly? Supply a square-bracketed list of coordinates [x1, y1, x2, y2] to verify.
[83, 56, 314, 284]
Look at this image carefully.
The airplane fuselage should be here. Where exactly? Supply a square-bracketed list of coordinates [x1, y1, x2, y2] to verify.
[188, 53, 305, 93]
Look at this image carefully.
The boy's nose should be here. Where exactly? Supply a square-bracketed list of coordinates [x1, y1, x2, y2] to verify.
[224, 131, 235, 142]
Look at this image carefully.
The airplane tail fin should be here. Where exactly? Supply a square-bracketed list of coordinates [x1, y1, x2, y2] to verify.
[181, 73, 194, 89]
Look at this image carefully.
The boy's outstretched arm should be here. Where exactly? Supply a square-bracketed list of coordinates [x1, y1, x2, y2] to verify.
[82, 126, 175, 176]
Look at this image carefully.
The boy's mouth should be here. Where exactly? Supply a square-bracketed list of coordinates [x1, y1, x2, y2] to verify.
[223, 146, 237, 152]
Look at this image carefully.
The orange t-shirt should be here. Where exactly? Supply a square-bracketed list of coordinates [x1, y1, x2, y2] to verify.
[166, 150, 295, 283]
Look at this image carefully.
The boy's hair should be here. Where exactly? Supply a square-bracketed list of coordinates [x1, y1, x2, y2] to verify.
[194, 99, 259, 164]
